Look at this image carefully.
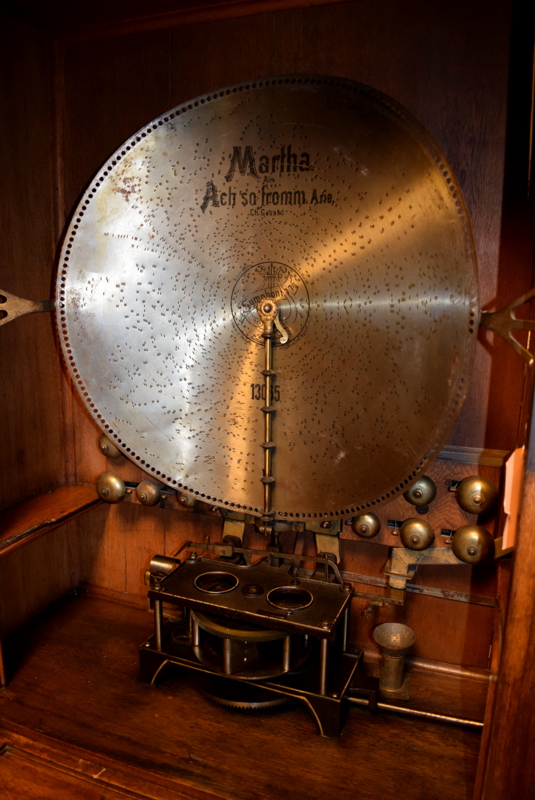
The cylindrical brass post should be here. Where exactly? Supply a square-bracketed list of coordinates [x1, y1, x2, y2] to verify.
[154, 599, 163, 652]
[373, 622, 416, 693]
[342, 606, 350, 653]
[380, 652, 406, 691]
[192, 617, 200, 647]
[319, 637, 329, 695]
[223, 638, 232, 675]
[283, 636, 291, 672]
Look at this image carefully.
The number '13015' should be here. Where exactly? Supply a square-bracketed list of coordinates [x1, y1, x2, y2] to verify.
[250, 383, 280, 402]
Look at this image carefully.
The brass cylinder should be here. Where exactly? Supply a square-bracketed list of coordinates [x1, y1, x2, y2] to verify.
[373, 623, 416, 692]
[380, 653, 406, 691]
[154, 599, 163, 652]
[319, 637, 329, 696]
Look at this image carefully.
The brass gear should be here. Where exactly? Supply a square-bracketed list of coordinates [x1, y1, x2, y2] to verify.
[195, 675, 290, 710]
[191, 610, 287, 643]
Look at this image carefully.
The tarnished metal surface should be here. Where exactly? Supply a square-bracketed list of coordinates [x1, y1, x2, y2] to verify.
[56, 77, 478, 520]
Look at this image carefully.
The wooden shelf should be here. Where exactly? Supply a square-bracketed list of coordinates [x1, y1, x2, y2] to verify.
[0, 485, 101, 557]
[0, 593, 484, 800]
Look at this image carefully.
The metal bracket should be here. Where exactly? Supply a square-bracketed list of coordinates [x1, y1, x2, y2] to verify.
[174, 540, 345, 584]
[384, 546, 465, 599]
[0, 289, 54, 327]
[480, 285, 535, 366]
[314, 532, 341, 566]
[222, 516, 246, 545]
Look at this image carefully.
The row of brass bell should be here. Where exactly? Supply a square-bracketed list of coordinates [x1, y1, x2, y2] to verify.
[96, 470, 196, 509]
[398, 518, 495, 563]
[96, 471, 162, 505]
[351, 512, 494, 564]
[403, 474, 498, 514]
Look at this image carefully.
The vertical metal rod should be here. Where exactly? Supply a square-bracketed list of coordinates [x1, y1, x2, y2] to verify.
[283, 636, 291, 672]
[0, 639, 6, 688]
[192, 618, 200, 647]
[154, 599, 163, 652]
[257, 300, 278, 539]
[223, 638, 232, 674]
[320, 638, 329, 696]
[342, 606, 350, 653]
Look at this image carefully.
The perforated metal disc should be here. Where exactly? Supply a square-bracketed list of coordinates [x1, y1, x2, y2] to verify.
[56, 76, 478, 520]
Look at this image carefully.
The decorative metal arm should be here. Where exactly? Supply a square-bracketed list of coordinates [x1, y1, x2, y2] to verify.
[480, 285, 535, 367]
[0, 289, 54, 327]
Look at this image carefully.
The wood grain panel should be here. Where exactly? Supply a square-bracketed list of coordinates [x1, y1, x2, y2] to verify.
[0, 484, 100, 556]
[0, 745, 138, 800]
[60, 37, 121, 486]
[169, 13, 277, 105]
[0, 594, 483, 800]
[476, 471, 535, 798]
[0, 727, 225, 800]
[0, 16, 66, 510]
[116, 29, 171, 146]
[0, 521, 80, 638]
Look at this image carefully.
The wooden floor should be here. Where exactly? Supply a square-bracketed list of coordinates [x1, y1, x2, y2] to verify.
[0, 594, 484, 799]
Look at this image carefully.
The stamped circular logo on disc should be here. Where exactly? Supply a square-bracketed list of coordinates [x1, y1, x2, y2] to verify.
[231, 261, 310, 345]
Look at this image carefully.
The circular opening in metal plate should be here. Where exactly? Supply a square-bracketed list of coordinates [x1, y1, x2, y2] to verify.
[194, 571, 239, 594]
[267, 586, 313, 610]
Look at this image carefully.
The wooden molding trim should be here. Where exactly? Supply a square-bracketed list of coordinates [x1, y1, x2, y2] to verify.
[56, 0, 353, 44]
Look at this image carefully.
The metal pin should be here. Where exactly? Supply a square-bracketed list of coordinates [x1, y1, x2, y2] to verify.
[283, 636, 291, 672]
[223, 638, 232, 674]
[320, 638, 329, 695]
[154, 599, 163, 652]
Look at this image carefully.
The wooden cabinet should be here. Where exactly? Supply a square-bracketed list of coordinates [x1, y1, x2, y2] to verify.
[0, 1, 533, 797]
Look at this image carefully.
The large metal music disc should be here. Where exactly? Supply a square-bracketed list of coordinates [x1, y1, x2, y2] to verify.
[57, 76, 478, 520]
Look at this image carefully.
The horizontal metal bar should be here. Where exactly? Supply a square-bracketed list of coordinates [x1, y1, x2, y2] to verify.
[405, 656, 491, 682]
[348, 695, 484, 729]
[340, 569, 496, 607]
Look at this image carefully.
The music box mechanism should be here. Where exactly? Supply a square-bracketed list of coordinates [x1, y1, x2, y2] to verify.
[2, 76, 533, 736]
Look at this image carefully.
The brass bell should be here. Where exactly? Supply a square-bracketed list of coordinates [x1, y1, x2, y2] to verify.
[403, 476, 437, 506]
[136, 480, 162, 506]
[98, 433, 121, 459]
[178, 492, 196, 508]
[400, 518, 435, 551]
[96, 471, 126, 504]
[456, 476, 498, 514]
[451, 525, 495, 564]
[351, 513, 381, 538]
